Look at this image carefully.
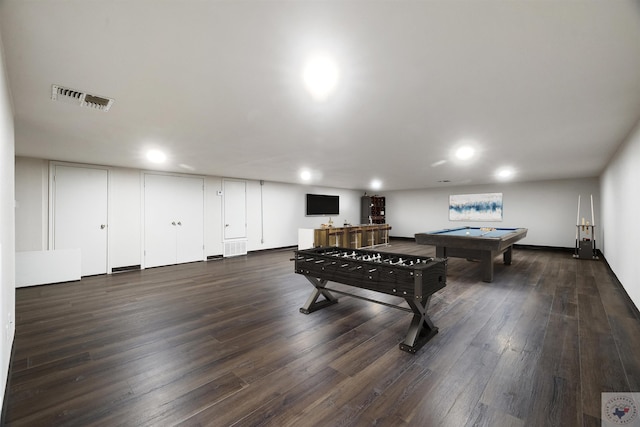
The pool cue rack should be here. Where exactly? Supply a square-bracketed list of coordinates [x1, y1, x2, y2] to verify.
[574, 225, 598, 260]
[573, 194, 599, 260]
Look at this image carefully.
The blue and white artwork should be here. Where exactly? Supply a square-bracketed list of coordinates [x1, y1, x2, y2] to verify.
[449, 193, 503, 221]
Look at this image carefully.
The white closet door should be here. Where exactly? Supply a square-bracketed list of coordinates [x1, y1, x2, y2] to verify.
[223, 179, 247, 240]
[175, 176, 204, 264]
[144, 173, 204, 268]
[144, 174, 178, 268]
[53, 165, 108, 276]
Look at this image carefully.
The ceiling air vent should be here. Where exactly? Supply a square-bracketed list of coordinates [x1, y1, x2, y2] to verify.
[51, 84, 114, 112]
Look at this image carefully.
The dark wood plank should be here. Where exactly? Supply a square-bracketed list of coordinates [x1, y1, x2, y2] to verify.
[525, 314, 582, 427]
[350, 361, 437, 425]
[404, 345, 502, 426]
[290, 347, 416, 426]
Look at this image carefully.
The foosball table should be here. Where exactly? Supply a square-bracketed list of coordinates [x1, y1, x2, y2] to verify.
[293, 247, 447, 354]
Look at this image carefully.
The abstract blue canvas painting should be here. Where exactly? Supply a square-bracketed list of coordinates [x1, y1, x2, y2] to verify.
[449, 193, 503, 221]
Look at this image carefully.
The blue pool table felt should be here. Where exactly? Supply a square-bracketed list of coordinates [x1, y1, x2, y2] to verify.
[425, 227, 519, 238]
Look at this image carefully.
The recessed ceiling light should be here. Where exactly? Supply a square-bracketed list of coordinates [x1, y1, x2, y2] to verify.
[455, 145, 475, 161]
[303, 54, 339, 101]
[300, 169, 312, 181]
[495, 167, 515, 180]
[146, 149, 166, 163]
[370, 179, 382, 191]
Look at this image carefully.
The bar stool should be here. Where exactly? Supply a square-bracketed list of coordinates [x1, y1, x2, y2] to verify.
[328, 229, 341, 247]
[349, 227, 362, 249]
[380, 225, 392, 246]
[364, 226, 376, 247]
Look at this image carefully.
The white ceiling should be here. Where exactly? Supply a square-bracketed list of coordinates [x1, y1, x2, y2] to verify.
[2, 1, 640, 191]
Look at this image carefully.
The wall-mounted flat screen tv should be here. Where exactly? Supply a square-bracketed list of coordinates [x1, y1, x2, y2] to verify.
[306, 194, 339, 216]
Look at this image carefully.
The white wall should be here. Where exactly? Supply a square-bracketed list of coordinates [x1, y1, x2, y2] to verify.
[14, 159, 363, 268]
[601, 120, 640, 310]
[14, 157, 47, 251]
[386, 178, 601, 248]
[0, 34, 15, 411]
[257, 180, 361, 251]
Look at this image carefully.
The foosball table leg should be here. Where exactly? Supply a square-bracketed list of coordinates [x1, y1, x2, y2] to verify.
[399, 295, 438, 354]
[299, 277, 339, 314]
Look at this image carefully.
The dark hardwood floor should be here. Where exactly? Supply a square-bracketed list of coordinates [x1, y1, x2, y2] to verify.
[4, 240, 640, 426]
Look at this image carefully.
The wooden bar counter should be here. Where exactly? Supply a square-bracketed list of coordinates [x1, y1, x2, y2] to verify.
[311, 224, 391, 249]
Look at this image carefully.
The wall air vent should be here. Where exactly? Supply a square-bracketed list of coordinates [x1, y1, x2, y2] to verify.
[51, 84, 114, 112]
[223, 239, 247, 257]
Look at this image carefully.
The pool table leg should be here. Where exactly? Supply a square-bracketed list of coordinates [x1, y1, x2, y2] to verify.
[481, 251, 494, 282]
[503, 246, 512, 265]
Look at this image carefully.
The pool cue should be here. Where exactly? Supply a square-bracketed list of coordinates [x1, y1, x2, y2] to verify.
[575, 195, 580, 257]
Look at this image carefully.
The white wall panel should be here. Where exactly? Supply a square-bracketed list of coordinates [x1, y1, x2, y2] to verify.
[15, 157, 48, 251]
[601, 119, 640, 310]
[0, 35, 15, 411]
[16, 249, 80, 287]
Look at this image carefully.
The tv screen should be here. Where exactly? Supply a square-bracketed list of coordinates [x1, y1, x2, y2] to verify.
[306, 194, 339, 216]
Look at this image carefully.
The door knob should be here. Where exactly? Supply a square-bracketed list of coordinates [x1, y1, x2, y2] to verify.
[100, 224, 106, 229]
[177, 221, 182, 226]
[225, 224, 229, 227]
[171, 221, 176, 226]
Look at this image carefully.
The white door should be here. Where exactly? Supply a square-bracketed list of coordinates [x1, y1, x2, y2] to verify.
[175, 176, 204, 264]
[53, 165, 108, 276]
[223, 179, 246, 240]
[144, 174, 177, 268]
[144, 173, 204, 268]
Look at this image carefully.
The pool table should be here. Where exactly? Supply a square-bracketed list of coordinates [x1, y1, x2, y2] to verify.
[415, 227, 527, 282]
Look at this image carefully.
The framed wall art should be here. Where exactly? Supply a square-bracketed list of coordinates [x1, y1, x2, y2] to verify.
[449, 193, 503, 221]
